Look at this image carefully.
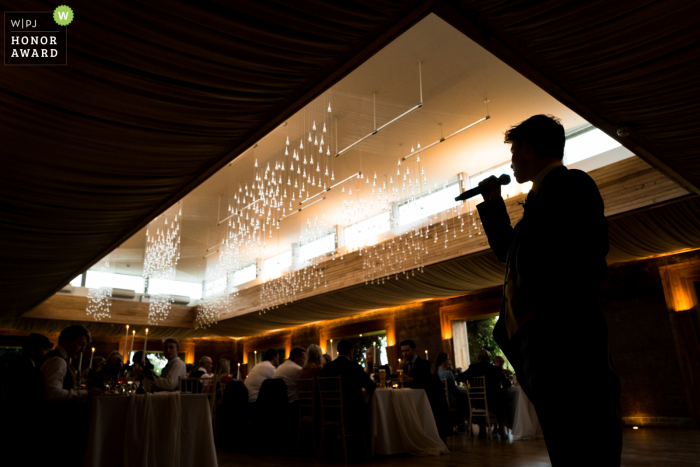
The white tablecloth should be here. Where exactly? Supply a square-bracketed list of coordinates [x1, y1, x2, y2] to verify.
[83, 393, 217, 467]
[370, 388, 449, 456]
[504, 386, 543, 440]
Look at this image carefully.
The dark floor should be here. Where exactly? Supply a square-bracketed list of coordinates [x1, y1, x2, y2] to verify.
[218, 428, 700, 466]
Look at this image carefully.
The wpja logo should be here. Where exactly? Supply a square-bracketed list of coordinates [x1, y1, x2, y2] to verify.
[4, 5, 72, 66]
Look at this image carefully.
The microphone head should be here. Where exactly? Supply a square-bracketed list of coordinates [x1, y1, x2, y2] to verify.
[498, 174, 511, 185]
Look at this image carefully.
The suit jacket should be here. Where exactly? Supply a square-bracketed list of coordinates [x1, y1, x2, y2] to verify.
[402, 355, 431, 389]
[477, 166, 613, 400]
[320, 356, 375, 423]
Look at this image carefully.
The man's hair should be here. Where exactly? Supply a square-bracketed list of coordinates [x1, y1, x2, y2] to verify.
[58, 325, 91, 346]
[198, 356, 212, 366]
[504, 114, 565, 160]
[289, 346, 306, 362]
[493, 356, 504, 363]
[477, 349, 491, 363]
[262, 348, 278, 362]
[323, 354, 332, 364]
[22, 333, 53, 354]
[163, 338, 179, 349]
[107, 350, 123, 362]
[337, 340, 354, 356]
[400, 339, 416, 349]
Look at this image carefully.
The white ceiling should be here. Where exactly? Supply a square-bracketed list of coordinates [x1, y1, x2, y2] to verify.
[111, 14, 589, 284]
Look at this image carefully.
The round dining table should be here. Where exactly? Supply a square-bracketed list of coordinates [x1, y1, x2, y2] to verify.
[370, 388, 449, 456]
[82, 392, 217, 467]
[504, 385, 544, 440]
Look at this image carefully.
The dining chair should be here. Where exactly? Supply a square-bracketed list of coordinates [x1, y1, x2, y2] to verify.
[317, 376, 368, 463]
[466, 376, 497, 439]
[296, 378, 316, 456]
[441, 378, 467, 434]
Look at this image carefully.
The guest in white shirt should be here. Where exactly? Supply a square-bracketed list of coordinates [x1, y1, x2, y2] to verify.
[273, 347, 307, 403]
[41, 325, 102, 403]
[244, 348, 279, 402]
[191, 356, 214, 379]
[138, 338, 187, 392]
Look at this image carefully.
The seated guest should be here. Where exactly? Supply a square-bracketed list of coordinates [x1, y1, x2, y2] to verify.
[399, 339, 431, 388]
[322, 354, 332, 365]
[320, 340, 375, 430]
[41, 325, 102, 402]
[435, 353, 468, 411]
[215, 358, 232, 384]
[273, 346, 307, 403]
[456, 349, 511, 437]
[299, 344, 325, 379]
[493, 356, 513, 378]
[18, 333, 54, 369]
[190, 356, 214, 379]
[85, 356, 105, 388]
[138, 338, 187, 392]
[100, 350, 123, 383]
[244, 348, 278, 403]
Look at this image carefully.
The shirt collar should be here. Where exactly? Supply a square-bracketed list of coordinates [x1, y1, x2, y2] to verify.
[530, 161, 563, 195]
[410, 355, 418, 365]
[56, 345, 69, 360]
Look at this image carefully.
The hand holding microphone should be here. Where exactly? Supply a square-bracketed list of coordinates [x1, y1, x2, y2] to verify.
[454, 174, 510, 203]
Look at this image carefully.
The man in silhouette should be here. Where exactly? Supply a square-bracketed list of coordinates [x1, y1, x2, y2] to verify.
[398, 339, 431, 389]
[477, 115, 621, 465]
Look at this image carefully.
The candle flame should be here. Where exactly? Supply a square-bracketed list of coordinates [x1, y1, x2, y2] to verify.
[145, 328, 149, 334]
[92, 347, 95, 351]
[126, 324, 129, 330]
[132, 330, 135, 335]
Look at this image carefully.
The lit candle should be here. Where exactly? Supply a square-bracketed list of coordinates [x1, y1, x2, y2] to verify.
[129, 330, 135, 364]
[425, 350, 428, 361]
[78, 351, 83, 372]
[237, 363, 241, 380]
[123, 325, 129, 363]
[330, 339, 334, 359]
[373, 342, 377, 364]
[88, 347, 95, 369]
[142, 328, 148, 364]
[254, 350, 257, 366]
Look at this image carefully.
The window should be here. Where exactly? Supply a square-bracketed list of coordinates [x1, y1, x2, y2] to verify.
[469, 163, 532, 199]
[398, 183, 461, 226]
[149, 278, 203, 299]
[299, 233, 336, 262]
[85, 271, 145, 293]
[233, 264, 256, 286]
[344, 211, 391, 248]
[565, 127, 621, 166]
[202, 276, 226, 298]
[69, 275, 82, 287]
[263, 250, 292, 278]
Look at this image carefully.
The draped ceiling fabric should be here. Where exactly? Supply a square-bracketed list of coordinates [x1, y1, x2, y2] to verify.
[2, 0, 699, 324]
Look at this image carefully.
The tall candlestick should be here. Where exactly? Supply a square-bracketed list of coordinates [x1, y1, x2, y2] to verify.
[142, 328, 148, 364]
[425, 350, 428, 362]
[89, 347, 95, 369]
[78, 351, 83, 372]
[129, 330, 135, 364]
[123, 325, 129, 364]
[330, 339, 334, 359]
[254, 350, 257, 366]
[373, 342, 377, 364]
[237, 363, 241, 380]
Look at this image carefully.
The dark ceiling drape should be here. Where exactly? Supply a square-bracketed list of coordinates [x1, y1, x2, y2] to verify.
[2, 0, 699, 329]
[0, 0, 425, 320]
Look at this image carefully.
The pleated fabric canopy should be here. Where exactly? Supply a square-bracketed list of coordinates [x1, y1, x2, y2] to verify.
[2, 0, 699, 325]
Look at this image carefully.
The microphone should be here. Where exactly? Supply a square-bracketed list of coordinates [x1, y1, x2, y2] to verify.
[454, 174, 511, 201]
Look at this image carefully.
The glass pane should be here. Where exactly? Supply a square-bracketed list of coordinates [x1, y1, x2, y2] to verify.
[85, 271, 145, 293]
[565, 128, 621, 165]
[465, 316, 512, 372]
[233, 264, 256, 286]
[69, 275, 82, 287]
[344, 211, 391, 249]
[263, 250, 292, 279]
[299, 233, 335, 262]
[398, 184, 460, 226]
